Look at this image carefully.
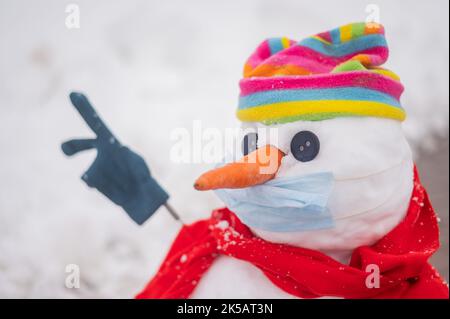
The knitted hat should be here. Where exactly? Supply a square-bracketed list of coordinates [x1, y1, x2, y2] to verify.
[237, 22, 405, 125]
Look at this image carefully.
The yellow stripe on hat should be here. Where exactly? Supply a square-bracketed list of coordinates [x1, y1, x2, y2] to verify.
[340, 24, 353, 42]
[236, 100, 406, 124]
[281, 37, 291, 49]
[370, 68, 401, 81]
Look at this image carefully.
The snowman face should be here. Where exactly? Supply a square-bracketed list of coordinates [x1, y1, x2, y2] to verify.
[195, 116, 414, 252]
[241, 117, 414, 219]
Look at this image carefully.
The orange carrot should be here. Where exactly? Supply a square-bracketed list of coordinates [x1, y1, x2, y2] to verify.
[194, 145, 284, 191]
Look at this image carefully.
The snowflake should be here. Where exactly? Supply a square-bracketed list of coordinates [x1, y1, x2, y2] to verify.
[216, 220, 230, 230]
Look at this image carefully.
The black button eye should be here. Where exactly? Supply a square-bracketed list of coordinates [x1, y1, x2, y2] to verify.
[290, 131, 320, 162]
[242, 132, 258, 156]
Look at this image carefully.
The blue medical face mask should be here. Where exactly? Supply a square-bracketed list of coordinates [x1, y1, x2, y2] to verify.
[214, 172, 334, 232]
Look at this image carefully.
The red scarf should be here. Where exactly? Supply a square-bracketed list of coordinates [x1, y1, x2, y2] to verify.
[136, 168, 448, 299]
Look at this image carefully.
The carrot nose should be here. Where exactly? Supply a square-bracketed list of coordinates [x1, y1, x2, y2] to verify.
[194, 145, 285, 191]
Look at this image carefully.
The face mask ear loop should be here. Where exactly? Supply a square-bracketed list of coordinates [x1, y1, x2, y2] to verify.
[333, 160, 407, 182]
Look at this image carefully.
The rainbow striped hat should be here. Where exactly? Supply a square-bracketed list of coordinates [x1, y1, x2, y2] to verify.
[237, 22, 406, 125]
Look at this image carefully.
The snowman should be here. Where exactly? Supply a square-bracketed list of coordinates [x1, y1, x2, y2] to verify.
[63, 22, 448, 299]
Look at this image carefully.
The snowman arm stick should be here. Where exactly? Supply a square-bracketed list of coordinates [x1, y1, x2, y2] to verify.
[163, 202, 185, 225]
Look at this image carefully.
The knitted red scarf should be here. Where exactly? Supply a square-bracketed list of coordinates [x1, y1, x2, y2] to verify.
[136, 168, 448, 299]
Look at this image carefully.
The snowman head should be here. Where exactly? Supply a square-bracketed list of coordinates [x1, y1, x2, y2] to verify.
[194, 23, 414, 256]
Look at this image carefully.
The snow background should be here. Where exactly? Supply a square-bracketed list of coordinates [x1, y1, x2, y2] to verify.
[0, 0, 448, 298]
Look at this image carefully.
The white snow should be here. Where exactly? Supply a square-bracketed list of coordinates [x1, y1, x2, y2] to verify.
[180, 254, 188, 263]
[0, 0, 448, 298]
[191, 256, 296, 299]
[215, 220, 230, 230]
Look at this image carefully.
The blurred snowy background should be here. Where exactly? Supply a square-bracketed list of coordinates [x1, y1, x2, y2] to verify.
[0, 0, 448, 298]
